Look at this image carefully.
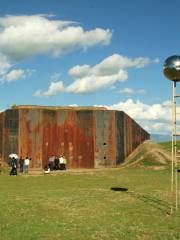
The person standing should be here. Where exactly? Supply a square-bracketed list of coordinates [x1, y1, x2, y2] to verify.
[10, 157, 17, 176]
[24, 157, 30, 174]
[54, 156, 59, 170]
[59, 155, 64, 170]
[19, 156, 24, 173]
[48, 156, 55, 171]
[59, 155, 67, 170]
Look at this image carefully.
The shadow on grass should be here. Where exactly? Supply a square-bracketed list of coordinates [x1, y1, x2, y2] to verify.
[111, 187, 171, 215]
[111, 187, 128, 192]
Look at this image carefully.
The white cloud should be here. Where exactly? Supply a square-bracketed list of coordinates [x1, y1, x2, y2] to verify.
[119, 87, 146, 95]
[4, 69, 25, 82]
[35, 53, 158, 96]
[108, 99, 171, 121]
[68, 65, 90, 78]
[0, 14, 112, 61]
[68, 104, 79, 107]
[162, 100, 172, 107]
[92, 54, 151, 77]
[151, 122, 171, 132]
[64, 54, 158, 93]
[33, 81, 64, 97]
[66, 69, 128, 93]
[119, 88, 134, 94]
[1, 68, 34, 83]
[0, 14, 111, 85]
[0, 53, 12, 76]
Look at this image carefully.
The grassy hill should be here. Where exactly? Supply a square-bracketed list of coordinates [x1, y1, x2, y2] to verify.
[158, 140, 180, 152]
[122, 140, 171, 169]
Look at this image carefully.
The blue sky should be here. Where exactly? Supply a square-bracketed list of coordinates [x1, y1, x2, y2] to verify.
[0, 0, 180, 134]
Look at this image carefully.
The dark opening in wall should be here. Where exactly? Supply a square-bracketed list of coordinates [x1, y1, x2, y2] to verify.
[104, 156, 106, 159]
[103, 142, 107, 146]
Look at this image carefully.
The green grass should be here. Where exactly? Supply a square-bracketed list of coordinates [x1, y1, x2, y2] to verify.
[140, 153, 165, 167]
[158, 141, 180, 152]
[0, 168, 180, 240]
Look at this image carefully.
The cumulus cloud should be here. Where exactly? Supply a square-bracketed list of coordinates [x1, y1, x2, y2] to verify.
[35, 53, 158, 96]
[68, 53, 157, 94]
[67, 69, 128, 93]
[0, 14, 111, 85]
[4, 69, 26, 82]
[68, 104, 79, 107]
[68, 65, 90, 78]
[119, 88, 134, 94]
[91, 54, 152, 77]
[119, 87, 146, 95]
[107, 98, 171, 121]
[33, 81, 64, 97]
[151, 122, 171, 132]
[0, 68, 34, 83]
[0, 53, 12, 76]
[0, 14, 112, 61]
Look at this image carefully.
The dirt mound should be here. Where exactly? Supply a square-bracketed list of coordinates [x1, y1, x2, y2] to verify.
[121, 140, 171, 169]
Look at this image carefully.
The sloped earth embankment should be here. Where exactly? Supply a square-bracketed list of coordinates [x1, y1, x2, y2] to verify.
[121, 140, 171, 170]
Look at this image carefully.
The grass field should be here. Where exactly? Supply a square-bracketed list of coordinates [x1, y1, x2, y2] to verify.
[158, 141, 180, 152]
[0, 167, 180, 240]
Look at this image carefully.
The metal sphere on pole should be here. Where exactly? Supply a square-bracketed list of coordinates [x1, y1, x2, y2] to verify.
[163, 55, 180, 212]
[164, 55, 180, 81]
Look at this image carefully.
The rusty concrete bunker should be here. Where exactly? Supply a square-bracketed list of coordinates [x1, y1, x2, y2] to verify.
[0, 105, 150, 168]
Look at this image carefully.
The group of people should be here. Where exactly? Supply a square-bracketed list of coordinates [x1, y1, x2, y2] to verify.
[9, 156, 30, 176]
[44, 155, 67, 174]
[8, 154, 67, 176]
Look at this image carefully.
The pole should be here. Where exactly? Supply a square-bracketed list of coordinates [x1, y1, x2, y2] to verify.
[171, 81, 175, 213]
[174, 81, 178, 211]
[172, 81, 178, 212]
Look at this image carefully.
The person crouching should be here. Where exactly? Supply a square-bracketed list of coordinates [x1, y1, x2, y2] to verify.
[44, 165, 50, 175]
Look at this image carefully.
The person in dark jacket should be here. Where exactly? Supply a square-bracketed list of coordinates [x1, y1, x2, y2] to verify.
[54, 157, 59, 170]
[19, 156, 24, 173]
[10, 157, 17, 176]
[48, 156, 55, 171]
